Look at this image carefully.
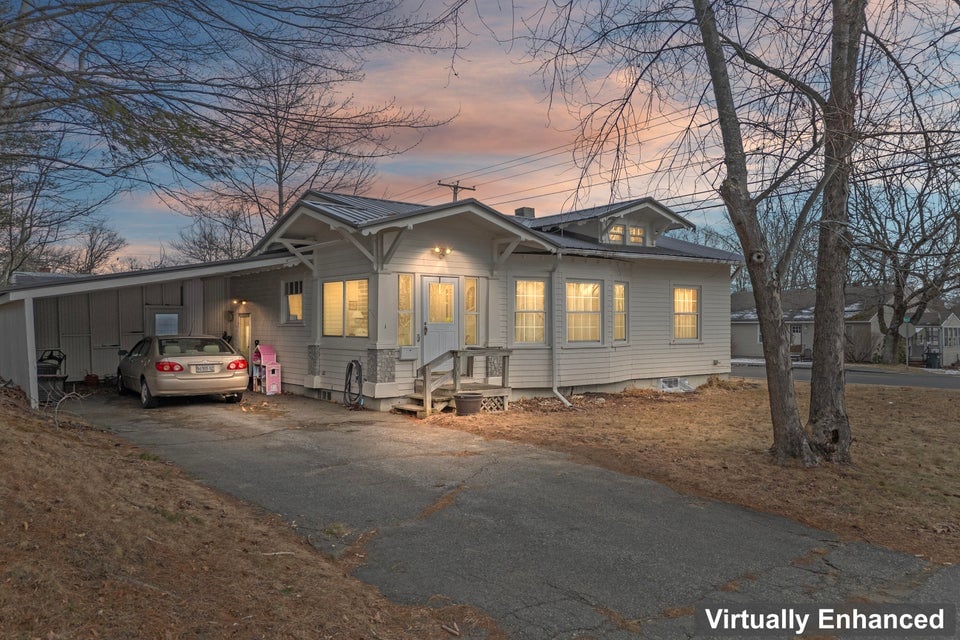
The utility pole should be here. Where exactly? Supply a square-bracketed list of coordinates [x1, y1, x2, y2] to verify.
[437, 180, 476, 202]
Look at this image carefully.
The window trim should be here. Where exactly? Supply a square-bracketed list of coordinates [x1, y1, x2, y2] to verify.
[672, 284, 701, 342]
[397, 273, 414, 347]
[613, 282, 628, 342]
[464, 276, 481, 347]
[605, 223, 625, 244]
[322, 278, 369, 338]
[565, 279, 602, 344]
[281, 279, 304, 325]
[512, 277, 548, 346]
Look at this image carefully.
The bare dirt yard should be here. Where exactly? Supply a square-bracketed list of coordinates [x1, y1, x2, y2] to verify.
[0, 386, 502, 640]
[427, 378, 960, 566]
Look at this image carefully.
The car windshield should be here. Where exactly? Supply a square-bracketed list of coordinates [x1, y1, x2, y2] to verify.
[159, 338, 233, 357]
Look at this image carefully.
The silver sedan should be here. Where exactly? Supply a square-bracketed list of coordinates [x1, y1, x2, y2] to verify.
[117, 335, 248, 408]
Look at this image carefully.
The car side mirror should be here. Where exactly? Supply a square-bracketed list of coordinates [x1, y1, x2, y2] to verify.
[118, 349, 128, 356]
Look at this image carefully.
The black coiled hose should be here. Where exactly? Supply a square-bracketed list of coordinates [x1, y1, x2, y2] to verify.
[343, 359, 364, 409]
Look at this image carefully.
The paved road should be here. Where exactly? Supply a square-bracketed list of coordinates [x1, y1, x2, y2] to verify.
[733, 363, 960, 390]
[70, 393, 959, 639]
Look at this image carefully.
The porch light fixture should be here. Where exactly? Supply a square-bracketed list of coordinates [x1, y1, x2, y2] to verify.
[232, 299, 248, 305]
[433, 245, 452, 257]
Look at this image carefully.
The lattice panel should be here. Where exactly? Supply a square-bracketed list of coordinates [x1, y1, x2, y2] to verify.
[480, 395, 507, 412]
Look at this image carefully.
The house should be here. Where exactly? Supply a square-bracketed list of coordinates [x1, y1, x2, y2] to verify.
[731, 288, 960, 367]
[0, 191, 739, 409]
[730, 288, 882, 362]
[942, 312, 960, 367]
[904, 307, 960, 368]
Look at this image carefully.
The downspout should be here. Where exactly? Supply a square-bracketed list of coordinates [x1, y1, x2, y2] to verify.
[549, 251, 572, 407]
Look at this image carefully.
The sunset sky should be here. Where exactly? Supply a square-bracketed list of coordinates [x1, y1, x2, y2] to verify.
[107, 6, 726, 262]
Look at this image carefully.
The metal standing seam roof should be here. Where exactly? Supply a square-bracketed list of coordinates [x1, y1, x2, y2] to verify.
[300, 192, 424, 224]
[265, 191, 736, 262]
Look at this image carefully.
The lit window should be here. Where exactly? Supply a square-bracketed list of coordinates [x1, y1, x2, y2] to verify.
[566, 281, 601, 342]
[606, 224, 625, 243]
[614, 283, 627, 341]
[628, 226, 645, 245]
[398, 274, 414, 346]
[283, 280, 303, 323]
[673, 286, 700, 340]
[514, 280, 546, 344]
[323, 279, 368, 337]
[465, 277, 479, 346]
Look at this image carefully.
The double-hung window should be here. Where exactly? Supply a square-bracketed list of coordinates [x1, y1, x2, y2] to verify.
[673, 286, 700, 340]
[566, 281, 601, 343]
[613, 282, 628, 342]
[323, 279, 369, 337]
[282, 280, 303, 323]
[514, 279, 546, 344]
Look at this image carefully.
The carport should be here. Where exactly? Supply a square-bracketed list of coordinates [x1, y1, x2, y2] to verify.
[0, 254, 297, 407]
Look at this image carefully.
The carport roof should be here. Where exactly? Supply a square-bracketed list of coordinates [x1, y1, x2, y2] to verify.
[0, 252, 298, 302]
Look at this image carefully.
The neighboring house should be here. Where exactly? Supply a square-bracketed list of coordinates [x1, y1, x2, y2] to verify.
[0, 191, 739, 409]
[731, 288, 960, 366]
[904, 307, 960, 367]
[942, 313, 960, 367]
[730, 288, 882, 362]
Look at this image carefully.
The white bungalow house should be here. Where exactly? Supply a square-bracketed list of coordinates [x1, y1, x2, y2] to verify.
[0, 191, 739, 409]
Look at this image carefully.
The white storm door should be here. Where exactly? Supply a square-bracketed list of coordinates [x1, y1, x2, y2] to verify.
[422, 276, 459, 368]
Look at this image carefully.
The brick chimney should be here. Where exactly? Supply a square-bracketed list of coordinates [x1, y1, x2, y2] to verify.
[514, 206, 535, 219]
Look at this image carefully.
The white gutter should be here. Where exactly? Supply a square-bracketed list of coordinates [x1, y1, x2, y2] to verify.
[549, 252, 572, 407]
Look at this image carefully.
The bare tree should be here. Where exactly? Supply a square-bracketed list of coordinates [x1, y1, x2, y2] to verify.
[164, 57, 440, 249]
[849, 141, 960, 363]
[49, 219, 128, 274]
[170, 214, 251, 263]
[524, 0, 960, 464]
[0, 130, 117, 285]
[1, 1, 464, 182]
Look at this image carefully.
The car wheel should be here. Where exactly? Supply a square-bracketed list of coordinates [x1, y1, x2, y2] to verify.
[116, 370, 127, 395]
[140, 378, 158, 409]
[226, 392, 243, 404]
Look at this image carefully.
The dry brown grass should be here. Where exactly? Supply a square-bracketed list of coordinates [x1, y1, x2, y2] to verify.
[427, 377, 960, 565]
[0, 386, 503, 639]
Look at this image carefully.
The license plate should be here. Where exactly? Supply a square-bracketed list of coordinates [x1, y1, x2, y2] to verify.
[194, 364, 215, 373]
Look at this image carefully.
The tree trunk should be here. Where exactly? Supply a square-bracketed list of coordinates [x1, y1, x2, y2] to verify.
[808, 0, 866, 464]
[693, 0, 816, 465]
[880, 329, 902, 364]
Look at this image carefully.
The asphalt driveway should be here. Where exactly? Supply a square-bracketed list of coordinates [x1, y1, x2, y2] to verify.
[70, 392, 959, 639]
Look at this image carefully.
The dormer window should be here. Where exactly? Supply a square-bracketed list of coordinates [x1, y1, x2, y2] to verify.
[606, 224, 625, 243]
[628, 226, 645, 245]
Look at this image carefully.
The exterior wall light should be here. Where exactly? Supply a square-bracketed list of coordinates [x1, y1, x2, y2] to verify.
[433, 245, 452, 257]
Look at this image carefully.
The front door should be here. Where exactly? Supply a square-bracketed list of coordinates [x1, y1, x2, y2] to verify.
[236, 313, 251, 361]
[422, 276, 459, 368]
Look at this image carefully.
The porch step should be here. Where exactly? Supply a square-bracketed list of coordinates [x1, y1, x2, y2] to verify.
[393, 400, 450, 418]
